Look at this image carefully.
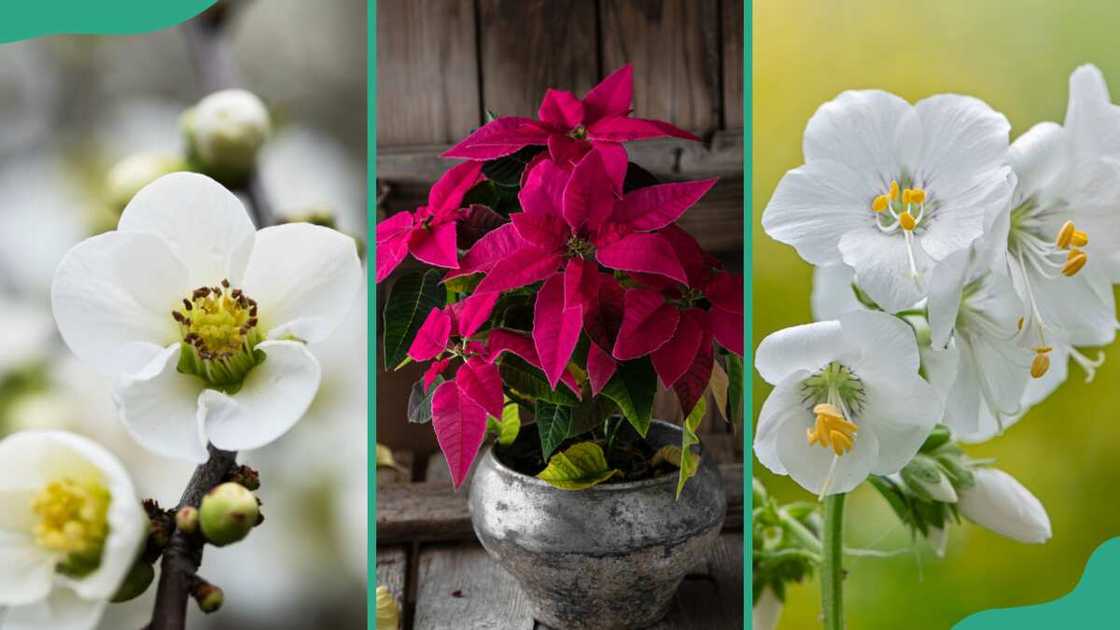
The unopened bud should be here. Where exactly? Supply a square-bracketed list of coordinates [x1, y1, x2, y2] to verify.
[958, 468, 1051, 543]
[191, 580, 224, 613]
[176, 506, 199, 534]
[199, 482, 259, 546]
[901, 455, 958, 503]
[111, 561, 155, 603]
[106, 152, 187, 210]
[183, 89, 270, 183]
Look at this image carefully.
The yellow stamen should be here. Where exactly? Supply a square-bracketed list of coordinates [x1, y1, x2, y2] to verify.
[806, 403, 858, 456]
[1017, 316, 1024, 331]
[1056, 220, 1089, 249]
[888, 180, 900, 201]
[33, 478, 110, 557]
[871, 194, 890, 213]
[898, 211, 917, 231]
[905, 187, 926, 204]
[1062, 248, 1087, 277]
[1030, 347, 1052, 379]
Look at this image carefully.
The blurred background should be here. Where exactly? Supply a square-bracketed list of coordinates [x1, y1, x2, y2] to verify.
[754, 0, 1120, 628]
[0, 1, 367, 628]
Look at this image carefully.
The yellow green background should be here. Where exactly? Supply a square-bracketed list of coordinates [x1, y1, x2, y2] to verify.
[753, 1, 1120, 628]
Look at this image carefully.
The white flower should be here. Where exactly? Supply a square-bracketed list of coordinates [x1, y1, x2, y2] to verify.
[810, 264, 867, 321]
[999, 65, 1120, 387]
[754, 310, 943, 496]
[958, 468, 1051, 543]
[763, 90, 1014, 313]
[927, 247, 1033, 441]
[258, 127, 365, 231]
[752, 587, 782, 630]
[51, 172, 362, 463]
[0, 431, 147, 630]
[183, 89, 271, 176]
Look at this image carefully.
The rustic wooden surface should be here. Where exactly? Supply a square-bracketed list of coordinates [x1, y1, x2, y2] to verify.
[377, 430, 744, 629]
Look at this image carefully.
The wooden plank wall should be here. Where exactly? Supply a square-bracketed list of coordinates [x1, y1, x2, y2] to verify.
[376, 0, 744, 451]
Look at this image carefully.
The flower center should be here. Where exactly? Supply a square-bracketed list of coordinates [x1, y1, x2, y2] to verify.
[806, 403, 858, 456]
[567, 235, 596, 258]
[871, 180, 928, 279]
[173, 280, 265, 392]
[568, 125, 588, 140]
[32, 478, 110, 577]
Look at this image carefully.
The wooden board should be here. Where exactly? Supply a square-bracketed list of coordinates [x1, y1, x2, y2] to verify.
[722, 0, 744, 128]
[599, 0, 722, 135]
[376, 0, 480, 145]
[414, 544, 538, 630]
[649, 534, 744, 630]
[478, 0, 599, 119]
[376, 545, 409, 610]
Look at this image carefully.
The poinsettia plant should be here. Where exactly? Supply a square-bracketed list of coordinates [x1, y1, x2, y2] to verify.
[377, 66, 743, 495]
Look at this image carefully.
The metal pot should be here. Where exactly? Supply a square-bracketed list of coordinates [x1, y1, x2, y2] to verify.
[468, 420, 727, 630]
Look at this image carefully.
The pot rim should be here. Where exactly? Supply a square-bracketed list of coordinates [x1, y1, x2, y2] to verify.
[484, 419, 696, 492]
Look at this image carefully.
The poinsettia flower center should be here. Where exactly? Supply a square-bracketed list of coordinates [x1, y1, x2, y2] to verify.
[871, 179, 929, 279]
[173, 280, 265, 392]
[32, 477, 110, 577]
[1009, 200, 1099, 378]
[567, 235, 596, 258]
[568, 125, 589, 140]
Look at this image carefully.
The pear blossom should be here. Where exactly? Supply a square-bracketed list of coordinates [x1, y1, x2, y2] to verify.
[375, 160, 483, 282]
[958, 467, 1051, 543]
[0, 431, 147, 630]
[755, 310, 943, 496]
[182, 89, 271, 177]
[51, 172, 362, 463]
[443, 64, 698, 189]
[763, 90, 1014, 313]
[998, 65, 1120, 387]
[927, 247, 1033, 440]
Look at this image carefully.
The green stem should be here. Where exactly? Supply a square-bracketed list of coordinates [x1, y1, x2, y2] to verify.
[821, 493, 846, 630]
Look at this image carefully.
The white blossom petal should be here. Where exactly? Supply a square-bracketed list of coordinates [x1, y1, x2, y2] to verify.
[803, 90, 920, 180]
[0, 531, 56, 607]
[241, 223, 362, 343]
[917, 166, 1011, 263]
[113, 345, 209, 464]
[200, 340, 322, 452]
[1008, 122, 1067, 205]
[864, 420, 933, 475]
[841, 310, 923, 378]
[752, 587, 783, 630]
[810, 264, 864, 321]
[775, 409, 878, 496]
[51, 231, 187, 378]
[927, 249, 971, 349]
[1065, 64, 1120, 162]
[0, 586, 106, 630]
[118, 172, 256, 288]
[754, 320, 846, 385]
[839, 227, 930, 313]
[753, 375, 810, 476]
[913, 95, 1010, 197]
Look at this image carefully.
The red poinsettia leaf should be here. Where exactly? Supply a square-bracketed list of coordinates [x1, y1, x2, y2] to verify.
[408, 220, 459, 269]
[407, 307, 452, 362]
[432, 380, 488, 489]
[537, 88, 585, 129]
[474, 248, 563, 294]
[510, 211, 569, 252]
[519, 156, 569, 220]
[591, 142, 629, 194]
[583, 272, 625, 351]
[588, 116, 701, 143]
[612, 288, 680, 360]
[708, 306, 743, 356]
[563, 257, 599, 312]
[442, 117, 551, 160]
[423, 358, 452, 391]
[484, 328, 538, 364]
[651, 308, 707, 388]
[614, 178, 717, 232]
[449, 223, 524, 279]
[656, 224, 710, 288]
[672, 323, 714, 415]
[586, 341, 617, 397]
[596, 232, 688, 285]
[547, 134, 590, 169]
[705, 271, 744, 314]
[533, 274, 583, 389]
[563, 149, 617, 232]
[582, 64, 633, 124]
[457, 357, 503, 421]
[456, 204, 506, 250]
[450, 291, 499, 339]
[428, 161, 484, 213]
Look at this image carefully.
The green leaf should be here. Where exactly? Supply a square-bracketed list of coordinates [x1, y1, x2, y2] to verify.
[600, 358, 656, 437]
[487, 399, 521, 446]
[382, 269, 445, 369]
[676, 396, 707, 499]
[406, 376, 442, 424]
[726, 354, 744, 427]
[535, 401, 573, 460]
[536, 442, 620, 490]
[498, 355, 580, 406]
[482, 146, 544, 188]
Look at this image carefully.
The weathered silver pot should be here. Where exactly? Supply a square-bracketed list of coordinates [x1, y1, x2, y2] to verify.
[468, 420, 726, 630]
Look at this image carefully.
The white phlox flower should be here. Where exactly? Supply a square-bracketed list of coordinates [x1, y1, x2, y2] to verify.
[763, 90, 1014, 313]
[755, 310, 943, 497]
[51, 172, 362, 463]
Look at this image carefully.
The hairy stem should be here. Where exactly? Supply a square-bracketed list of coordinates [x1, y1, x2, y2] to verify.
[145, 446, 237, 630]
[821, 493, 846, 630]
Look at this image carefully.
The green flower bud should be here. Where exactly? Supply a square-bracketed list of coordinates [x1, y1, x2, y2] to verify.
[182, 89, 270, 184]
[192, 580, 224, 613]
[901, 455, 957, 503]
[752, 478, 768, 506]
[105, 152, 187, 210]
[110, 561, 155, 603]
[199, 482, 259, 546]
[175, 506, 199, 534]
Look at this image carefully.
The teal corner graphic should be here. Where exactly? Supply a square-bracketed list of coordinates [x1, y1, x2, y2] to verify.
[956, 537, 1120, 628]
[0, 0, 214, 44]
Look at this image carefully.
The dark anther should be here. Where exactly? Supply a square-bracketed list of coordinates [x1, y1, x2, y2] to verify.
[221, 279, 230, 288]
[183, 299, 193, 311]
